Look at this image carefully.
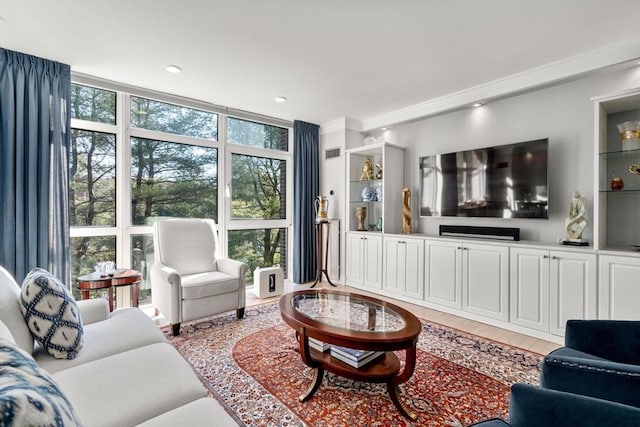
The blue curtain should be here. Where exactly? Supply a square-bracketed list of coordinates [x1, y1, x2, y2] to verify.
[293, 120, 319, 283]
[0, 48, 71, 284]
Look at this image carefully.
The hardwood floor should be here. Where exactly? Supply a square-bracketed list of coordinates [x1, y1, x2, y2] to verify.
[247, 280, 561, 356]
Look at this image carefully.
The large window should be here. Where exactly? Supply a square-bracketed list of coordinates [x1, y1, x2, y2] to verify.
[228, 117, 287, 150]
[70, 130, 116, 226]
[131, 96, 217, 140]
[231, 154, 285, 220]
[69, 82, 292, 305]
[131, 138, 218, 225]
[227, 117, 290, 281]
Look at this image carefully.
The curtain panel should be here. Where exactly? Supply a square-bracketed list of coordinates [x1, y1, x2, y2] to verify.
[293, 120, 319, 283]
[0, 48, 71, 284]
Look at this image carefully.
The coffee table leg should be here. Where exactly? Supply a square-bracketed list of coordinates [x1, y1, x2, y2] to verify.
[387, 382, 417, 421]
[299, 367, 324, 402]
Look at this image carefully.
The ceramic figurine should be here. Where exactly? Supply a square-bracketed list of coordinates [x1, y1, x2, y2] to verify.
[565, 191, 587, 240]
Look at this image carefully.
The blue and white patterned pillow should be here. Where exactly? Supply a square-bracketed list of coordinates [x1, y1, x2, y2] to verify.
[0, 338, 83, 426]
[20, 268, 84, 359]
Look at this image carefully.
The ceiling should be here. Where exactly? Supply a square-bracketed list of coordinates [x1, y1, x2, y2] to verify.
[1, 0, 639, 127]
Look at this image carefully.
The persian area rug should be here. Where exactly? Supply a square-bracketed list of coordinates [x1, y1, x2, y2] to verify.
[165, 302, 541, 427]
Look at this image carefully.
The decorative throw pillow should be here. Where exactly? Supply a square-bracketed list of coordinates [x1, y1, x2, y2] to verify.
[0, 338, 83, 426]
[20, 268, 84, 359]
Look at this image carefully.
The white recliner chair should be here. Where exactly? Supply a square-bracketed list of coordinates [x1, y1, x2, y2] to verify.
[151, 218, 248, 335]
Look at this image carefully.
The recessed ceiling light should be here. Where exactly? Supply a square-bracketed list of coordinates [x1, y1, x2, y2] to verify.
[166, 65, 182, 74]
[274, 96, 287, 103]
[472, 102, 484, 108]
[381, 127, 388, 131]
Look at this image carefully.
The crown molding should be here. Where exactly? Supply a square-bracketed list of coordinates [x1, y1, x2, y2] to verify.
[361, 38, 640, 132]
[319, 116, 363, 135]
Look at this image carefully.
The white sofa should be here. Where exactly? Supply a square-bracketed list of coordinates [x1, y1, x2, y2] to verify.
[0, 267, 240, 426]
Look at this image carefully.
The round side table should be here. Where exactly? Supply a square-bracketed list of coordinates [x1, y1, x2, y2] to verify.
[77, 269, 142, 312]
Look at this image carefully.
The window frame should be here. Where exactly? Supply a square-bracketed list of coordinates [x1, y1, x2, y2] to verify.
[69, 74, 293, 285]
[224, 117, 293, 269]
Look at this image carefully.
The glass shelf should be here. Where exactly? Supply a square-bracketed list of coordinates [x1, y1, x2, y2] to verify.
[349, 178, 382, 184]
[599, 188, 640, 193]
[599, 148, 640, 159]
[350, 200, 382, 204]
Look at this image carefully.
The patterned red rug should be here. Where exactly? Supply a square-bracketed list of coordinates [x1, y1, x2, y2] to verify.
[166, 302, 541, 427]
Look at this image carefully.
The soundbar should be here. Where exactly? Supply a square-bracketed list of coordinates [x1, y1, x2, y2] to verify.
[439, 225, 520, 241]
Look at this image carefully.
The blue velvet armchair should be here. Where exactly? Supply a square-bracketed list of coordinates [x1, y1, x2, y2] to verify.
[540, 319, 640, 408]
[469, 383, 640, 427]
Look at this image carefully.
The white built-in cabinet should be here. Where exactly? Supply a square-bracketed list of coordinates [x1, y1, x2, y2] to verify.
[510, 247, 596, 336]
[423, 239, 509, 322]
[598, 254, 640, 320]
[345, 232, 383, 290]
[383, 236, 424, 300]
[462, 242, 510, 322]
[344, 228, 601, 341]
[424, 240, 461, 309]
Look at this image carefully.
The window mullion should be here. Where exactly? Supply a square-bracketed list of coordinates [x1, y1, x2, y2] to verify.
[218, 113, 229, 257]
[116, 93, 131, 269]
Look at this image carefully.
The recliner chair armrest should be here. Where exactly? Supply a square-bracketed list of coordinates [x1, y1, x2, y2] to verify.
[541, 353, 640, 408]
[216, 258, 248, 280]
[565, 320, 640, 364]
[216, 258, 248, 310]
[152, 264, 181, 285]
[507, 383, 640, 427]
[150, 263, 182, 324]
[76, 298, 110, 325]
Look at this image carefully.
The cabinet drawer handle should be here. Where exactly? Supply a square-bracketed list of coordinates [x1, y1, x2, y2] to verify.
[551, 256, 558, 260]
[457, 246, 463, 250]
[542, 255, 549, 259]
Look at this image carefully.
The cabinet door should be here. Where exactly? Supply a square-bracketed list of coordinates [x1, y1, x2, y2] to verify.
[345, 233, 364, 287]
[425, 240, 461, 309]
[463, 243, 509, 321]
[509, 247, 550, 332]
[363, 234, 383, 289]
[383, 237, 402, 294]
[599, 255, 640, 320]
[549, 251, 597, 336]
[403, 238, 425, 300]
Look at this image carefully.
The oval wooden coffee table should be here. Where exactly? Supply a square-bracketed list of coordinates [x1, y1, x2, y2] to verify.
[279, 289, 422, 420]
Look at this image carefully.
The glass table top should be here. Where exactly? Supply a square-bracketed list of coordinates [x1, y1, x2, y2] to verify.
[291, 292, 406, 333]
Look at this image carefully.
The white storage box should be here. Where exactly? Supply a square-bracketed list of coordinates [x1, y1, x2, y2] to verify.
[253, 266, 284, 299]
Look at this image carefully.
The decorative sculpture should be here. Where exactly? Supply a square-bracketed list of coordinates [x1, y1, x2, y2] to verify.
[565, 191, 587, 240]
[360, 157, 375, 181]
[356, 207, 367, 231]
[402, 187, 411, 234]
[375, 163, 383, 179]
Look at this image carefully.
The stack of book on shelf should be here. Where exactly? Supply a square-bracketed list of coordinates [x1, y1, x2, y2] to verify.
[308, 337, 331, 352]
[330, 345, 385, 368]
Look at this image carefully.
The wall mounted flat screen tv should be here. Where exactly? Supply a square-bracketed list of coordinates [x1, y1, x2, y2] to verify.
[419, 138, 548, 219]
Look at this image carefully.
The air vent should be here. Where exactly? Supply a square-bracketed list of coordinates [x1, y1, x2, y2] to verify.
[325, 147, 341, 159]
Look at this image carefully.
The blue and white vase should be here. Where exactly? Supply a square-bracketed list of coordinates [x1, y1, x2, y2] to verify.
[375, 182, 383, 201]
[361, 185, 377, 202]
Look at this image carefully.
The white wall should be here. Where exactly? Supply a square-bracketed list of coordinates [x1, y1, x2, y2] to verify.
[324, 65, 640, 247]
[318, 127, 366, 282]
